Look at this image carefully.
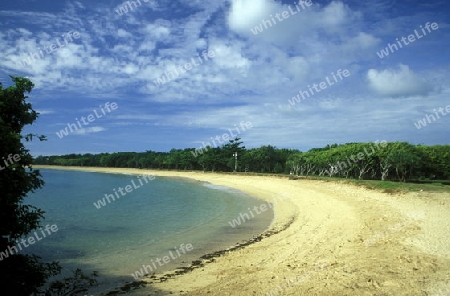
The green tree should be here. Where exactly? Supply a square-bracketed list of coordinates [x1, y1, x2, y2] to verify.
[251, 145, 278, 173]
[222, 138, 246, 171]
[0, 76, 60, 295]
[416, 145, 450, 180]
[388, 142, 420, 182]
[286, 152, 303, 175]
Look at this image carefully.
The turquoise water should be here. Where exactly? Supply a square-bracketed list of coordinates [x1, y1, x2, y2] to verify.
[24, 169, 273, 293]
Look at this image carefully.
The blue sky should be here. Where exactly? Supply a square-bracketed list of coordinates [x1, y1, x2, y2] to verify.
[0, 0, 449, 156]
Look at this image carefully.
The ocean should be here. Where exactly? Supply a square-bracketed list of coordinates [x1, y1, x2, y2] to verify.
[23, 169, 273, 294]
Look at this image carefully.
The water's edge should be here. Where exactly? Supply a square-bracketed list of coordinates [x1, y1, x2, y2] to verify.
[32, 167, 277, 295]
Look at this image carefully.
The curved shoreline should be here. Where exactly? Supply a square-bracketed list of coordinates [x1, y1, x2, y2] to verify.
[112, 213, 296, 295]
[33, 166, 450, 296]
[33, 166, 289, 231]
[33, 166, 289, 295]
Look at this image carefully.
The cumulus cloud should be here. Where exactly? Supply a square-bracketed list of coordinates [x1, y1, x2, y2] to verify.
[367, 64, 432, 97]
[228, 0, 278, 34]
[210, 40, 251, 71]
[227, 0, 360, 45]
[2, 0, 448, 153]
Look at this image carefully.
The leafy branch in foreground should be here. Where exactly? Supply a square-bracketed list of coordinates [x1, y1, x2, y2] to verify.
[0, 76, 98, 296]
[0, 76, 57, 295]
[37, 269, 99, 296]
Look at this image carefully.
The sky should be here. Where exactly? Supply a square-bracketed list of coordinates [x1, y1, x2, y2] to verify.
[0, 0, 449, 156]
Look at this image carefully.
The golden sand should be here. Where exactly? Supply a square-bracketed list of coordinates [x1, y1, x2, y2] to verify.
[34, 166, 450, 295]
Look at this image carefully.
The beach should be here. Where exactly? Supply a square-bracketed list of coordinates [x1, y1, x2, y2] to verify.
[34, 166, 450, 295]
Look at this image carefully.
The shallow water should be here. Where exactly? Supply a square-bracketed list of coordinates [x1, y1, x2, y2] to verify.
[24, 169, 273, 293]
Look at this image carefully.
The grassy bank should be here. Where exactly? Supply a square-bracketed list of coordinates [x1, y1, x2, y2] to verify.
[288, 175, 450, 194]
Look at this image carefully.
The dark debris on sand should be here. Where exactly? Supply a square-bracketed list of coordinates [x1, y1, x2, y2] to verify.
[106, 216, 296, 295]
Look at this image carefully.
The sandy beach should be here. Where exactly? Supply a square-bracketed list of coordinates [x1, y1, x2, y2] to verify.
[34, 166, 450, 295]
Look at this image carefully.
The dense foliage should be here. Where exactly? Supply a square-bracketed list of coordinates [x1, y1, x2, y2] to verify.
[0, 76, 60, 295]
[35, 140, 450, 182]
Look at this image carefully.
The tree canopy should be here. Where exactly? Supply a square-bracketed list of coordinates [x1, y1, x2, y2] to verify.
[0, 76, 60, 295]
[35, 141, 450, 182]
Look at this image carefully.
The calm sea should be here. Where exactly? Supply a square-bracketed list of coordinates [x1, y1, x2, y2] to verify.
[24, 169, 273, 294]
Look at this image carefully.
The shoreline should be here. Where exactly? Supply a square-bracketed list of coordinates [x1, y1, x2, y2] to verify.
[33, 166, 290, 231]
[32, 165, 450, 295]
[33, 165, 291, 294]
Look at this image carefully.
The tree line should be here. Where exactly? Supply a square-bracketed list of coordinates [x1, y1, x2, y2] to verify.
[34, 139, 450, 182]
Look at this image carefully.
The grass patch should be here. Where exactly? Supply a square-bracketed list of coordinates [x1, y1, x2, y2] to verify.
[343, 179, 450, 194]
[320, 177, 449, 194]
[286, 174, 450, 194]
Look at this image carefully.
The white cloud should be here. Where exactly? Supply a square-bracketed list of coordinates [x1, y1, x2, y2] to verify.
[227, 0, 276, 34]
[344, 32, 380, 50]
[367, 64, 433, 97]
[36, 109, 55, 115]
[3, 0, 450, 154]
[228, 0, 360, 45]
[73, 126, 106, 135]
[142, 23, 171, 39]
[117, 28, 132, 38]
[210, 40, 250, 71]
[318, 97, 342, 110]
[320, 1, 357, 28]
